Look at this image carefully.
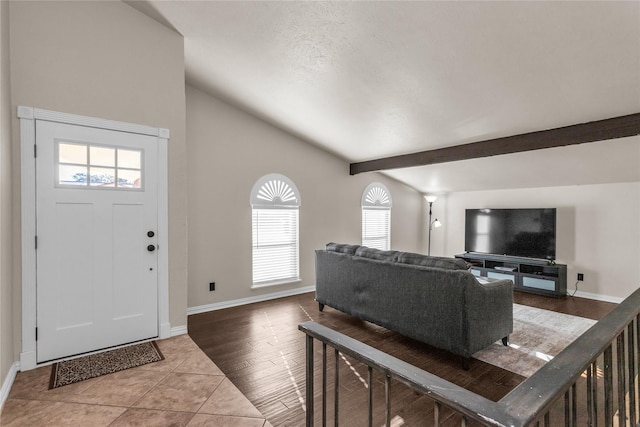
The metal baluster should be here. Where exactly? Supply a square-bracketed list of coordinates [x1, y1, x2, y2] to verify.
[435, 401, 441, 427]
[631, 320, 638, 426]
[322, 343, 327, 427]
[306, 335, 314, 427]
[593, 360, 599, 427]
[587, 365, 594, 427]
[605, 345, 613, 427]
[565, 390, 570, 427]
[385, 375, 391, 427]
[544, 411, 550, 427]
[334, 349, 339, 427]
[460, 415, 468, 427]
[629, 322, 637, 427]
[572, 383, 577, 427]
[637, 314, 640, 374]
[368, 366, 373, 427]
[637, 314, 640, 425]
[618, 333, 627, 427]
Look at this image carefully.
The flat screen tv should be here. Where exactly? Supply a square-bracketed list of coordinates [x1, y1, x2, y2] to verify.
[464, 208, 557, 261]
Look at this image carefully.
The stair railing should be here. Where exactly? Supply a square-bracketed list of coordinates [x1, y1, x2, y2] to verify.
[299, 287, 640, 427]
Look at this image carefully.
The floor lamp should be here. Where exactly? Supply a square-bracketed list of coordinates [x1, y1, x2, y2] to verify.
[425, 195, 441, 256]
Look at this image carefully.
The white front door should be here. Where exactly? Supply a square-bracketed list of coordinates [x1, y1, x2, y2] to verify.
[35, 120, 159, 363]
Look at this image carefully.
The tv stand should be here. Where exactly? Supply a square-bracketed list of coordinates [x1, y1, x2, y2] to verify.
[455, 253, 567, 298]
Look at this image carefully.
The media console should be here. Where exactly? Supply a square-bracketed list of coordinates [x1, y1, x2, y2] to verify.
[455, 253, 567, 298]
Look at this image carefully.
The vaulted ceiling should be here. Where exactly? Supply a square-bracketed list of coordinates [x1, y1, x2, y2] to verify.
[128, 1, 640, 194]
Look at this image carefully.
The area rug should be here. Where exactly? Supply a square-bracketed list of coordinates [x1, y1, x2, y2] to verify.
[49, 341, 164, 389]
[473, 304, 597, 377]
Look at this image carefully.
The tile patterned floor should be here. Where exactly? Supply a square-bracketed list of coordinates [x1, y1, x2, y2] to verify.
[0, 335, 272, 427]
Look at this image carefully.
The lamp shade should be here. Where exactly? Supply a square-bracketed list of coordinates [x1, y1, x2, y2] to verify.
[433, 219, 442, 228]
[424, 195, 438, 203]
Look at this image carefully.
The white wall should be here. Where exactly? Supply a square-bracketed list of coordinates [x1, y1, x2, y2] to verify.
[8, 0, 188, 357]
[186, 84, 424, 308]
[441, 183, 640, 300]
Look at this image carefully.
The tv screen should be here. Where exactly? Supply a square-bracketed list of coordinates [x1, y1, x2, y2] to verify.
[465, 208, 557, 260]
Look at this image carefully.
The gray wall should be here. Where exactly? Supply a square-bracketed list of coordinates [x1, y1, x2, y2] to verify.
[186, 84, 424, 308]
[8, 0, 189, 363]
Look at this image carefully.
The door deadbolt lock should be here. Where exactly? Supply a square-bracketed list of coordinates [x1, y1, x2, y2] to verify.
[147, 231, 155, 238]
[147, 245, 156, 252]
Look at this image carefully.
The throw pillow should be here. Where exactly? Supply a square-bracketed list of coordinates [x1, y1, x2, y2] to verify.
[355, 246, 400, 262]
[325, 242, 360, 255]
[396, 252, 469, 270]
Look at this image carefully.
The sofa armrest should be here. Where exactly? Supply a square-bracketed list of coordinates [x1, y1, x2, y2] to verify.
[464, 278, 514, 355]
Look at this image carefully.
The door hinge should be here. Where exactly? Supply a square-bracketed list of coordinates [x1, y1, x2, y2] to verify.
[34, 144, 37, 158]
[35, 327, 38, 341]
[35, 236, 38, 250]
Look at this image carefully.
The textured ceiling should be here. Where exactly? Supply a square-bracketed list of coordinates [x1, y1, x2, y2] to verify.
[128, 0, 640, 194]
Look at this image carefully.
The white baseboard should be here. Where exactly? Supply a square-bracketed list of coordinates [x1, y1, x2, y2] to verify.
[569, 290, 624, 304]
[185, 285, 621, 318]
[170, 325, 188, 336]
[0, 361, 19, 412]
[187, 285, 316, 315]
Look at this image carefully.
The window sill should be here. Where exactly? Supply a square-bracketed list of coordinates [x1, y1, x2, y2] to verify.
[251, 278, 302, 290]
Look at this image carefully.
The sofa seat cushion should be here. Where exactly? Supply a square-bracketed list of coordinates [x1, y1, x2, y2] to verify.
[396, 252, 469, 270]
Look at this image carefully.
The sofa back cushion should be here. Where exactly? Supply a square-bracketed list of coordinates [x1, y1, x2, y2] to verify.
[355, 246, 400, 262]
[324, 243, 468, 270]
[396, 252, 469, 270]
[325, 242, 361, 255]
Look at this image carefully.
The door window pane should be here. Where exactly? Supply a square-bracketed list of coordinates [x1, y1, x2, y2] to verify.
[58, 143, 87, 165]
[90, 146, 115, 167]
[59, 165, 88, 185]
[89, 167, 116, 186]
[118, 149, 141, 169]
[117, 169, 141, 188]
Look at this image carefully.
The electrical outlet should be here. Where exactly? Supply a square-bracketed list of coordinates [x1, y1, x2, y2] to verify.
[209, 282, 215, 291]
[577, 273, 584, 281]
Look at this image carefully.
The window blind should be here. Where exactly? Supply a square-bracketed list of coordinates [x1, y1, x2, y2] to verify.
[252, 208, 299, 285]
[362, 208, 390, 250]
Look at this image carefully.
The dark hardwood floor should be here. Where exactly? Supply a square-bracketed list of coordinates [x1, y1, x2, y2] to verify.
[188, 292, 616, 426]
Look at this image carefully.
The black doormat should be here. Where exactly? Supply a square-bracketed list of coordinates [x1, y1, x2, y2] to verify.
[49, 341, 164, 389]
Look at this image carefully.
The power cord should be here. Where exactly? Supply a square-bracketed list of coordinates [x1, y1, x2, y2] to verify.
[571, 280, 579, 297]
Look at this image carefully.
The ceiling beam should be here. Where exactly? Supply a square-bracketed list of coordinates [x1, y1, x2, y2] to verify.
[349, 113, 640, 175]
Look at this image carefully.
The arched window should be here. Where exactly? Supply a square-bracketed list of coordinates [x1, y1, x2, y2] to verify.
[250, 174, 301, 286]
[361, 182, 392, 250]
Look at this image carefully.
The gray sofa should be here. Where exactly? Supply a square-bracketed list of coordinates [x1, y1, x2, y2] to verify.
[315, 243, 514, 361]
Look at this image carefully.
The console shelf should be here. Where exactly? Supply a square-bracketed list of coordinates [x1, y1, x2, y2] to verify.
[455, 253, 567, 298]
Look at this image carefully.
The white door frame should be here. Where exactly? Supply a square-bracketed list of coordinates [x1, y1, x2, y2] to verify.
[18, 106, 171, 371]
